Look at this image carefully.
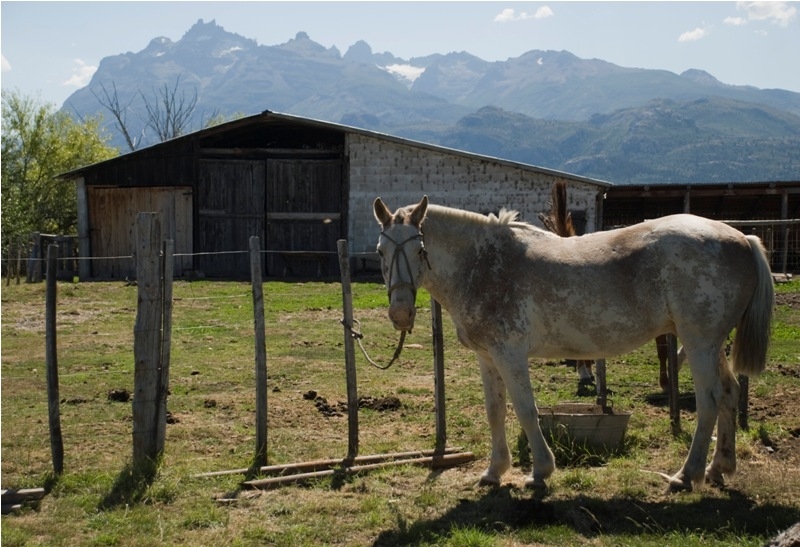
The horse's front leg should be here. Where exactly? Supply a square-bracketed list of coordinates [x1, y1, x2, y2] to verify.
[476, 353, 512, 485]
[706, 348, 739, 486]
[493, 349, 555, 490]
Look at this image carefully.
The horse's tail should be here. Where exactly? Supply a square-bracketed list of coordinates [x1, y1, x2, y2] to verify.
[731, 235, 774, 377]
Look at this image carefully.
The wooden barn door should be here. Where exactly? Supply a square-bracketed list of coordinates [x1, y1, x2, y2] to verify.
[197, 160, 266, 278]
[87, 187, 192, 279]
[265, 157, 343, 277]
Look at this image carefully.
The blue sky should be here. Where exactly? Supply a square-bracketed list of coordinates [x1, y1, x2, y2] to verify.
[2, 1, 799, 107]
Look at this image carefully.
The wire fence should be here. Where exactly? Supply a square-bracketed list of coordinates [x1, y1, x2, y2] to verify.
[0, 245, 446, 482]
[2, 216, 797, 482]
[3, 218, 798, 284]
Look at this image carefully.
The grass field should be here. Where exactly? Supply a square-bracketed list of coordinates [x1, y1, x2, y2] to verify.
[2, 277, 799, 546]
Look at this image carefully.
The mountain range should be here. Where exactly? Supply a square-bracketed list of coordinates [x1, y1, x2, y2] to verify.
[62, 19, 800, 184]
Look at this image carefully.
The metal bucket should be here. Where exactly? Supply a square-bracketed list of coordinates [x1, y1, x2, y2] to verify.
[538, 403, 631, 452]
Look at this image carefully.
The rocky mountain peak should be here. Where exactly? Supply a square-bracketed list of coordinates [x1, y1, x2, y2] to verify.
[680, 69, 723, 86]
[343, 40, 374, 64]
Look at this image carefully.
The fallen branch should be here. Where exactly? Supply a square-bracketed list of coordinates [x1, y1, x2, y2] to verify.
[243, 451, 475, 490]
[1, 488, 45, 514]
[194, 447, 465, 478]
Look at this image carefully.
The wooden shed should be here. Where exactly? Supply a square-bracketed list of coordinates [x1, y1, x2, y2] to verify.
[603, 181, 800, 272]
[63, 111, 610, 280]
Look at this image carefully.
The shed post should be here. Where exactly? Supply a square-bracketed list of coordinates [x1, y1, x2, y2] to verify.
[76, 178, 91, 280]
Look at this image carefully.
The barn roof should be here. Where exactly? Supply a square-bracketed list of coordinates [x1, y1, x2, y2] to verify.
[60, 109, 613, 188]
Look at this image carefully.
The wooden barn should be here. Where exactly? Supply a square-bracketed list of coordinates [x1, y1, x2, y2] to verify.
[62, 110, 610, 280]
[603, 181, 800, 272]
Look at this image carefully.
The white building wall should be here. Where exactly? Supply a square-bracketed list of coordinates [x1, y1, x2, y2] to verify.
[347, 133, 603, 255]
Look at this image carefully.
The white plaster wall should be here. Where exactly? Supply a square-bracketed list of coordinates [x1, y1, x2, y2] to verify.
[347, 134, 603, 255]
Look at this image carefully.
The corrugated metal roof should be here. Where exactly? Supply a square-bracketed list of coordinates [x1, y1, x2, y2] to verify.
[60, 110, 613, 188]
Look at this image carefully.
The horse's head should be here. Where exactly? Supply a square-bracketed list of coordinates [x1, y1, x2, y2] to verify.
[373, 196, 430, 332]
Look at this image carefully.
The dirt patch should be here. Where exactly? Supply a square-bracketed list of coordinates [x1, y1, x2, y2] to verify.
[776, 291, 800, 309]
[302, 390, 402, 417]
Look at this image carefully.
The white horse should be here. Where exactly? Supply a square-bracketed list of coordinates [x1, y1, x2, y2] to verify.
[373, 196, 773, 493]
[539, 180, 688, 390]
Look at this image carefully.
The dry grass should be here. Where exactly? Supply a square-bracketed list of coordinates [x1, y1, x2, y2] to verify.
[2, 278, 800, 546]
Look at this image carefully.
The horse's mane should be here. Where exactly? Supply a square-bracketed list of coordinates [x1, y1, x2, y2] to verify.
[425, 204, 525, 227]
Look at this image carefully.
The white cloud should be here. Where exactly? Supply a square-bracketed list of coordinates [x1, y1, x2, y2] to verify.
[723, 16, 747, 26]
[62, 58, 96, 88]
[1, 54, 11, 72]
[494, 6, 553, 22]
[733, 1, 797, 27]
[678, 27, 709, 42]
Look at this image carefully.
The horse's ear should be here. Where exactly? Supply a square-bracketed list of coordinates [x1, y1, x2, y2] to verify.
[409, 195, 429, 227]
[373, 197, 393, 226]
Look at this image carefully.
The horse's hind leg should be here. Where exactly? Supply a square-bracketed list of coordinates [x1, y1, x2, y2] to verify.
[706, 347, 739, 486]
[476, 353, 512, 486]
[667, 346, 723, 492]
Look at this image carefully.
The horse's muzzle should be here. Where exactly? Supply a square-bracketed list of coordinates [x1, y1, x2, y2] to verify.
[388, 301, 416, 332]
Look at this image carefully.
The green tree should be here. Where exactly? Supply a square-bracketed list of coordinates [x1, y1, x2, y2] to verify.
[1, 90, 118, 242]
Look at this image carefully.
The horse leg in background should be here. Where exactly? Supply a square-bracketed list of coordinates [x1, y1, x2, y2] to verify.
[493, 349, 556, 490]
[705, 347, 740, 486]
[476, 353, 512, 486]
[573, 359, 595, 385]
[666, 344, 724, 492]
[656, 335, 688, 392]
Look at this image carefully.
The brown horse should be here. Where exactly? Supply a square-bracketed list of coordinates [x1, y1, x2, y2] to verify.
[374, 195, 772, 492]
[538, 180, 685, 390]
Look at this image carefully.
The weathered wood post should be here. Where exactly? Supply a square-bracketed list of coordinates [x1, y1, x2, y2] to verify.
[250, 236, 268, 468]
[156, 239, 174, 456]
[132, 212, 165, 465]
[28, 233, 42, 283]
[431, 298, 447, 452]
[738, 375, 749, 431]
[45, 244, 64, 475]
[666, 333, 681, 435]
[595, 358, 607, 409]
[16, 243, 23, 285]
[337, 240, 359, 461]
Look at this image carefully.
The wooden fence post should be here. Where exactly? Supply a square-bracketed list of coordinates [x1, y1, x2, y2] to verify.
[595, 358, 607, 409]
[132, 212, 164, 465]
[28, 233, 41, 283]
[337, 240, 359, 461]
[250, 236, 268, 468]
[738, 375, 749, 431]
[155, 239, 174, 456]
[45, 244, 64, 475]
[431, 298, 447, 452]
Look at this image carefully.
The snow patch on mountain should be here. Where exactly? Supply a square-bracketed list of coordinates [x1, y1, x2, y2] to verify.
[381, 64, 425, 87]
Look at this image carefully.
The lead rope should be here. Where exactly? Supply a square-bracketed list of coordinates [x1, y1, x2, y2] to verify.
[341, 231, 428, 370]
[341, 318, 407, 370]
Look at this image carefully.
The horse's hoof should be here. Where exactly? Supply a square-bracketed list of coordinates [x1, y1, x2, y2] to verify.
[478, 474, 501, 487]
[665, 476, 694, 494]
[705, 469, 726, 488]
[524, 477, 548, 491]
